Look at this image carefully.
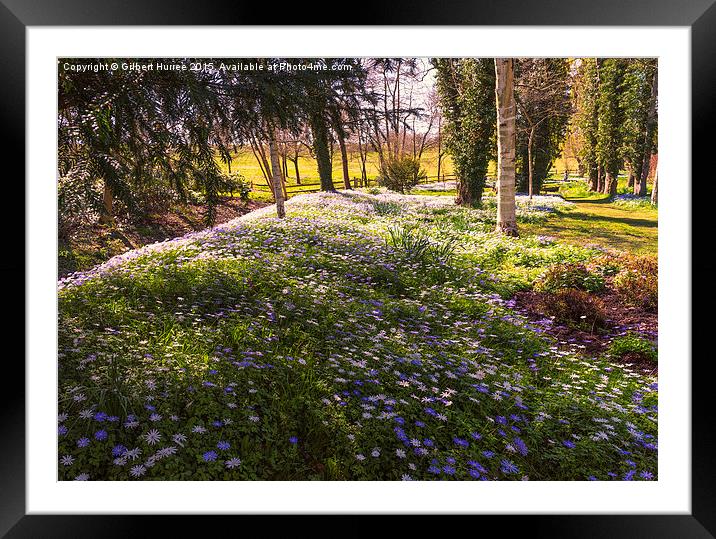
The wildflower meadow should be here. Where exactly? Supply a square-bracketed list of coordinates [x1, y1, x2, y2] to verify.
[57, 190, 657, 481]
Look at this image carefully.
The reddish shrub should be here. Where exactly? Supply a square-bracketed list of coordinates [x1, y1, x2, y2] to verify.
[538, 289, 608, 333]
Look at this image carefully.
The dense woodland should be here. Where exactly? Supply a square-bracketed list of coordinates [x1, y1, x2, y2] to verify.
[57, 58, 658, 482]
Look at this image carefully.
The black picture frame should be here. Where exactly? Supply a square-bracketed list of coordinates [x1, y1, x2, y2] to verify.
[4, 1, 713, 536]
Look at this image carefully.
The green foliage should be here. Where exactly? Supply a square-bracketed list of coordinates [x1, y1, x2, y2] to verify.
[619, 60, 657, 182]
[535, 263, 606, 293]
[433, 58, 496, 205]
[608, 333, 657, 363]
[377, 156, 427, 193]
[573, 58, 600, 184]
[538, 289, 608, 332]
[385, 225, 458, 266]
[596, 59, 628, 180]
[225, 173, 252, 203]
[58, 58, 233, 227]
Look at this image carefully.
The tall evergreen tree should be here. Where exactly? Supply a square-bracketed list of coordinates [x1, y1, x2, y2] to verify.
[433, 58, 496, 206]
[596, 58, 627, 195]
[58, 57, 233, 226]
[620, 59, 658, 195]
[573, 58, 601, 191]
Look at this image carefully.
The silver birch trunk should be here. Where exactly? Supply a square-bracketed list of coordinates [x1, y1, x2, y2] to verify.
[495, 58, 518, 236]
[268, 128, 286, 218]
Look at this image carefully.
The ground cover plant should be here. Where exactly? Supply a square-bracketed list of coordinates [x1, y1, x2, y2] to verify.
[58, 190, 657, 481]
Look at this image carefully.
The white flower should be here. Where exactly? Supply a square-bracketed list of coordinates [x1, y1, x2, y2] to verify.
[74, 473, 90, 481]
[60, 455, 74, 466]
[130, 465, 146, 477]
[125, 448, 142, 460]
[396, 449, 406, 459]
[172, 433, 188, 446]
[355, 454, 366, 461]
[192, 425, 207, 434]
[155, 446, 177, 459]
[225, 457, 242, 469]
[144, 429, 161, 445]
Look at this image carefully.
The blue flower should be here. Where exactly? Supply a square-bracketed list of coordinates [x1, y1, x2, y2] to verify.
[453, 437, 469, 448]
[288, 436, 298, 445]
[500, 459, 519, 474]
[94, 430, 108, 441]
[77, 437, 90, 448]
[112, 445, 128, 457]
[203, 451, 218, 462]
[563, 440, 576, 449]
[217, 441, 231, 451]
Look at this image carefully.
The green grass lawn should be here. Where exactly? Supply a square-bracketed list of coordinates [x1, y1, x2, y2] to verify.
[521, 179, 657, 256]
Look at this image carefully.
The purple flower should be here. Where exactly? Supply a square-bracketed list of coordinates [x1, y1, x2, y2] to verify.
[58, 425, 68, 436]
[563, 440, 576, 449]
[453, 437, 469, 448]
[203, 451, 218, 462]
[217, 441, 230, 451]
[500, 459, 519, 474]
[77, 437, 90, 448]
[288, 436, 298, 445]
[94, 430, 108, 441]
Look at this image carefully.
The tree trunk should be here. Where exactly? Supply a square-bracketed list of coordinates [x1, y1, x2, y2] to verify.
[628, 169, 635, 188]
[494, 58, 518, 236]
[528, 125, 535, 200]
[588, 165, 598, 191]
[99, 180, 115, 225]
[596, 165, 604, 192]
[268, 128, 285, 218]
[310, 113, 335, 192]
[436, 118, 443, 182]
[338, 131, 351, 190]
[605, 171, 618, 196]
[651, 168, 658, 204]
[636, 68, 658, 196]
[293, 157, 301, 185]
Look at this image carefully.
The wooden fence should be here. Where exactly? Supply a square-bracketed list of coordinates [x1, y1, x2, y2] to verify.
[249, 173, 462, 197]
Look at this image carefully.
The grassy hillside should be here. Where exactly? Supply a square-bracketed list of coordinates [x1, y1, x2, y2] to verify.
[58, 190, 657, 481]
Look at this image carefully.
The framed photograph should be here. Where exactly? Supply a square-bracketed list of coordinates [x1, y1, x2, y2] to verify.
[5, 0, 713, 536]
